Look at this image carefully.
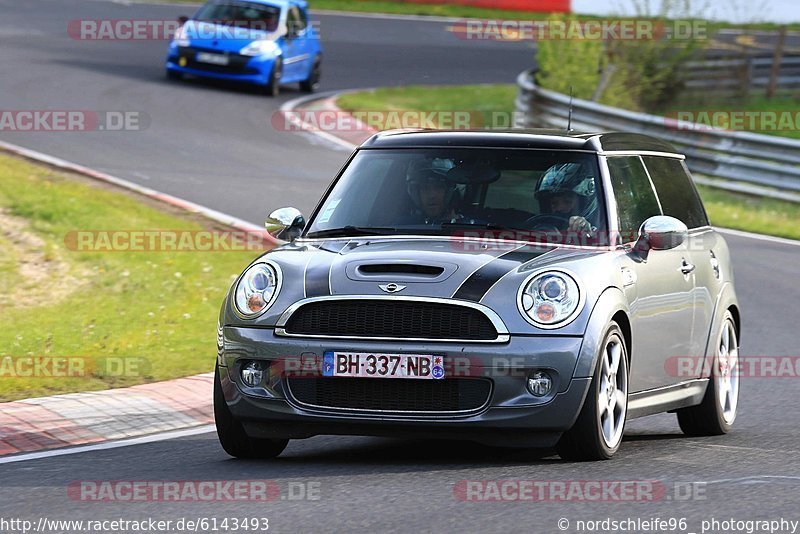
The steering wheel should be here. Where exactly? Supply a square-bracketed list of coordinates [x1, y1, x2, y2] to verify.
[522, 213, 571, 232]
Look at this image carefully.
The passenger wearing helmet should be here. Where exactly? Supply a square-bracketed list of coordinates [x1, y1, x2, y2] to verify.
[533, 162, 598, 236]
[405, 165, 463, 224]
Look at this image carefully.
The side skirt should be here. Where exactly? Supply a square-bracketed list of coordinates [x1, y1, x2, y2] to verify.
[627, 379, 709, 419]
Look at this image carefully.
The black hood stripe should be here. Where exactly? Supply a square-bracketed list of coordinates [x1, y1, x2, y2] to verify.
[304, 246, 333, 298]
[304, 240, 352, 297]
[452, 246, 554, 302]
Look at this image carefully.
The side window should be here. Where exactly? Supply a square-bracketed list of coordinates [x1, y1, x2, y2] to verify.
[642, 156, 709, 229]
[607, 156, 661, 242]
[287, 6, 306, 36]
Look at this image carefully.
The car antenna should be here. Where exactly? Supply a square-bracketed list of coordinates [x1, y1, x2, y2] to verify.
[567, 86, 574, 133]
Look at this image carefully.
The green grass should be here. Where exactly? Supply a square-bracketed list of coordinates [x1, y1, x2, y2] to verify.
[337, 84, 517, 129]
[0, 153, 263, 401]
[337, 85, 800, 240]
[697, 184, 800, 240]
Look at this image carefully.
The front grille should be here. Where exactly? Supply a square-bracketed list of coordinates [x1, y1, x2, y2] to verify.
[286, 377, 492, 413]
[177, 47, 258, 74]
[283, 300, 499, 340]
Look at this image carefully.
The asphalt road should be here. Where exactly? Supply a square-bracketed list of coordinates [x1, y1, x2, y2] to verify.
[1, 1, 800, 532]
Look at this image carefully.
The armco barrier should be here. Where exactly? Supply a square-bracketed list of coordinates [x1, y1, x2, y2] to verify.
[515, 69, 800, 202]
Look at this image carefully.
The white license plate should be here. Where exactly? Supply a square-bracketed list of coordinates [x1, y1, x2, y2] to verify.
[322, 351, 445, 379]
[196, 52, 229, 65]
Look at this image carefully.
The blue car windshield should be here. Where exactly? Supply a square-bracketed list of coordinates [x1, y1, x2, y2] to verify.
[305, 148, 608, 246]
[194, 1, 281, 31]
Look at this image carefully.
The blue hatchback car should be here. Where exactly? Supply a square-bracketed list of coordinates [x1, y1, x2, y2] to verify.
[165, 0, 322, 96]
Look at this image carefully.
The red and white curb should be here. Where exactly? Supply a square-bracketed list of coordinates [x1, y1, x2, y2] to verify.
[0, 374, 213, 458]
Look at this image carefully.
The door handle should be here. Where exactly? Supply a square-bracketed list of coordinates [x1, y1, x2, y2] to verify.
[680, 259, 696, 275]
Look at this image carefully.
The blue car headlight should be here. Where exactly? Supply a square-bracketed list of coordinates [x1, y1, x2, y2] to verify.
[240, 39, 279, 57]
[517, 270, 584, 328]
[173, 24, 190, 47]
[234, 261, 281, 317]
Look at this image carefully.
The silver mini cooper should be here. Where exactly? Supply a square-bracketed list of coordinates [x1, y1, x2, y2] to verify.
[215, 130, 740, 461]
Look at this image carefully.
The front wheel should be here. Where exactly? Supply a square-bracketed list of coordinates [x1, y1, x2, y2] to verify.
[676, 311, 739, 436]
[214, 366, 288, 459]
[557, 322, 629, 461]
[299, 55, 321, 93]
[264, 59, 282, 97]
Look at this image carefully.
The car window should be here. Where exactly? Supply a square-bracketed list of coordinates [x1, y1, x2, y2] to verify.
[194, 1, 281, 31]
[642, 156, 709, 229]
[287, 6, 307, 35]
[607, 156, 662, 242]
[305, 148, 608, 245]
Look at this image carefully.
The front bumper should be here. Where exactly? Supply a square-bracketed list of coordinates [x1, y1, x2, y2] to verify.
[165, 46, 276, 85]
[219, 326, 592, 447]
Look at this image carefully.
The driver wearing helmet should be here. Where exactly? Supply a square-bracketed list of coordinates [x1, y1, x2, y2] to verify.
[534, 162, 598, 236]
[405, 165, 464, 224]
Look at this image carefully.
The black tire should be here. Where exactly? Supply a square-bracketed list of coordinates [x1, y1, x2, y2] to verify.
[166, 69, 182, 81]
[299, 55, 321, 93]
[557, 322, 629, 461]
[676, 311, 739, 436]
[214, 366, 288, 459]
[264, 59, 282, 97]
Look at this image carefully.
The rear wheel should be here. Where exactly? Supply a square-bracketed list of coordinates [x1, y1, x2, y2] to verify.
[299, 55, 321, 93]
[676, 312, 739, 436]
[214, 366, 288, 459]
[264, 59, 282, 97]
[557, 322, 629, 461]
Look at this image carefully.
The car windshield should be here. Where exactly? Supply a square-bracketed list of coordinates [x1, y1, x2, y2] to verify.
[305, 148, 608, 246]
[194, 1, 281, 31]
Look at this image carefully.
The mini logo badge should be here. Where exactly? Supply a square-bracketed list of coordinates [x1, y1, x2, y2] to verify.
[379, 283, 406, 293]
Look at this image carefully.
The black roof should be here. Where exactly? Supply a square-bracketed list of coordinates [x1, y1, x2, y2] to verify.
[360, 129, 682, 155]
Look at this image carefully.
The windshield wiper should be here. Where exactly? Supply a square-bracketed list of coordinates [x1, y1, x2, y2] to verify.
[305, 226, 397, 239]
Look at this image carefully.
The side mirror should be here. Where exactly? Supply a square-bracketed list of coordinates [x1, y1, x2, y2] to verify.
[266, 207, 305, 241]
[178, 16, 189, 25]
[633, 215, 688, 257]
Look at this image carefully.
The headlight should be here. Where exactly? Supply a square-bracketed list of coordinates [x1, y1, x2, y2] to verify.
[518, 270, 583, 328]
[173, 24, 190, 47]
[234, 262, 281, 317]
[240, 39, 279, 57]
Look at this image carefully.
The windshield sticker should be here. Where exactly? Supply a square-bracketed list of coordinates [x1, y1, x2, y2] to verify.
[318, 199, 341, 223]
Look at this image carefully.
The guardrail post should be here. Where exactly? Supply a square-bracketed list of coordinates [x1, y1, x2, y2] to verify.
[767, 25, 788, 98]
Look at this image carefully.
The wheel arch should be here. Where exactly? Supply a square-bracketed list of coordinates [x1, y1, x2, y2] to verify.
[573, 286, 630, 379]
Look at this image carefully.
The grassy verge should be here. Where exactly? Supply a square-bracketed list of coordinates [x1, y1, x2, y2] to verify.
[0, 153, 262, 402]
[337, 84, 517, 129]
[336, 85, 800, 239]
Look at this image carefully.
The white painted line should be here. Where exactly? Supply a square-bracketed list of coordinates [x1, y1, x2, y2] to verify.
[716, 227, 800, 247]
[279, 90, 364, 151]
[0, 425, 216, 465]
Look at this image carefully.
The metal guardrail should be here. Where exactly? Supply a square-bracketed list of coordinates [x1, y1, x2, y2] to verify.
[515, 69, 800, 202]
[682, 54, 800, 93]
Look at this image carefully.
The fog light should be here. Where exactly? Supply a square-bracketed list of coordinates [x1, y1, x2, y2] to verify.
[527, 370, 553, 397]
[241, 361, 265, 388]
